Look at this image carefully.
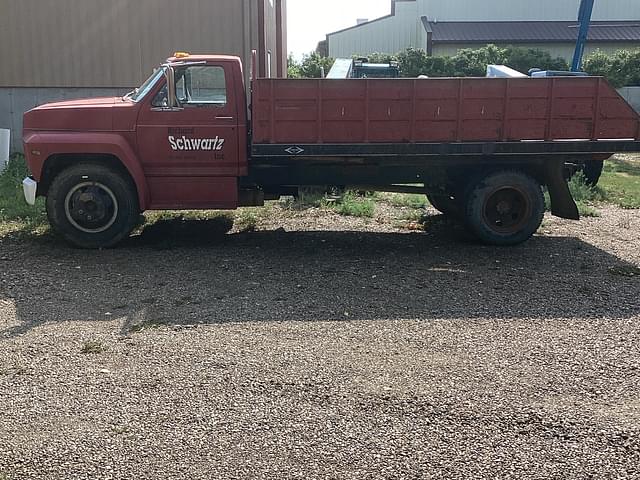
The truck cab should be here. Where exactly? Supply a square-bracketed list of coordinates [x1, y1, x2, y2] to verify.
[24, 54, 247, 209]
[22, 54, 248, 248]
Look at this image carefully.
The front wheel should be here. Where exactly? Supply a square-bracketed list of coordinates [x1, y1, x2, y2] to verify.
[46, 164, 140, 249]
[463, 170, 545, 246]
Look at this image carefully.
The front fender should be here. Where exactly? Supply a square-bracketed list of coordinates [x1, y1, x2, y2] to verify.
[23, 131, 150, 210]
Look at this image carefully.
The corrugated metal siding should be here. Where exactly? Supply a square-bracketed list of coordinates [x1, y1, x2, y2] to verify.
[328, 1, 423, 57]
[419, 0, 640, 22]
[0, 0, 281, 88]
[430, 21, 640, 43]
[328, 0, 640, 58]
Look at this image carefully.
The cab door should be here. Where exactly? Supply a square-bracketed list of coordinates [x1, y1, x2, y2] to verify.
[137, 62, 240, 209]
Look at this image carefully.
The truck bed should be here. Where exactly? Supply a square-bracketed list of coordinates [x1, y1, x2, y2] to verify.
[252, 77, 640, 149]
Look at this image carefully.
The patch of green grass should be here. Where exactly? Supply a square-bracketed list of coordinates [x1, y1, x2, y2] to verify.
[569, 173, 604, 217]
[235, 209, 260, 232]
[280, 188, 330, 210]
[0, 154, 48, 236]
[569, 173, 606, 204]
[143, 210, 233, 225]
[299, 188, 330, 207]
[575, 202, 600, 217]
[379, 192, 427, 209]
[80, 341, 106, 354]
[127, 319, 166, 334]
[599, 156, 640, 209]
[546, 172, 603, 217]
[111, 425, 131, 435]
[328, 191, 376, 218]
[400, 210, 426, 222]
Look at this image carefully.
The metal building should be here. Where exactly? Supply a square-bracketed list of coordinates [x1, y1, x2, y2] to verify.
[0, 0, 287, 152]
[327, 0, 640, 60]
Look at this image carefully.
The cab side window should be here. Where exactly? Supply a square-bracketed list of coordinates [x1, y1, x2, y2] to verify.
[181, 66, 227, 106]
[152, 65, 227, 108]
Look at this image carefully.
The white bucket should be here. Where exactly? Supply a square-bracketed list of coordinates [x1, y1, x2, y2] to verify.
[0, 129, 9, 173]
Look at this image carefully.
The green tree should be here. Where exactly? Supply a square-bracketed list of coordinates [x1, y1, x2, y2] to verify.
[298, 52, 335, 78]
[287, 54, 300, 78]
[353, 52, 399, 64]
[390, 45, 569, 78]
[396, 48, 433, 77]
[287, 54, 302, 78]
[613, 49, 640, 86]
[287, 52, 335, 79]
[583, 50, 616, 82]
[584, 49, 640, 87]
[502, 47, 569, 74]
[450, 45, 508, 76]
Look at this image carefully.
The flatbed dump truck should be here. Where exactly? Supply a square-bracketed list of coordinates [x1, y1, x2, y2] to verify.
[22, 53, 640, 248]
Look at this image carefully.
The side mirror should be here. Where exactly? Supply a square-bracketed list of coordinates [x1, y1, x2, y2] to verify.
[163, 66, 179, 109]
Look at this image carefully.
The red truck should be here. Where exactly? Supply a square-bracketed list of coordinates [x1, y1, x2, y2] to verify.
[22, 53, 640, 248]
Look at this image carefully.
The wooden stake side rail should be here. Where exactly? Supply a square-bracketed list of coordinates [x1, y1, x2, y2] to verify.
[252, 77, 640, 148]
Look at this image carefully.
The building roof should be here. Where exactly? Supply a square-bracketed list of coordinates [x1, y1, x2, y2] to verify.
[423, 19, 640, 44]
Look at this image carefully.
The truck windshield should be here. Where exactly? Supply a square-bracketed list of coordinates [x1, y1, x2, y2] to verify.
[125, 68, 166, 102]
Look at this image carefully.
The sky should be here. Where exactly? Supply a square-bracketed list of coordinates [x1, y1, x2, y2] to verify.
[287, 0, 392, 59]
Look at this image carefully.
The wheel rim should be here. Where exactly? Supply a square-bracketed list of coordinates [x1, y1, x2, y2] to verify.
[482, 186, 532, 235]
[64, 182, 118, 234]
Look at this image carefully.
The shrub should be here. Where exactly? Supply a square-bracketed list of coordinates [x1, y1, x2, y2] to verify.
[545, 172, 604, 217]
[502, 46, 569, 74]
[330, 191, 376, 218]
[289, 52, 335, 78]
[584, 49, 640, 87]
[397, 47, 440, 77]
[393, 45, 568, 78]
[81, 341, 106, 354]
[235, 209, 260, 232]
[355, 52, 399, 64]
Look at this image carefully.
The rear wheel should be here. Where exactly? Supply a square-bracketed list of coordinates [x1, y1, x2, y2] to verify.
[46, 164, 139, 249]
[463, 170, 544, 246]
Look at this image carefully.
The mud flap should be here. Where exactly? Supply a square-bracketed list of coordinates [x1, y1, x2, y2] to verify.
[544, 159, 580, 220]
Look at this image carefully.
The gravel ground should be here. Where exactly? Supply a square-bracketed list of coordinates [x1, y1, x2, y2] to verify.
[0, 204, 639, 479]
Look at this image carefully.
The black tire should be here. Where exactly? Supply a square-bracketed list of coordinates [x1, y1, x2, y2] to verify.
[581, 159, 605, 187]
[427, 194, 462, 218]
[46, 164, 140, 249]
[463, 170, 544, 246]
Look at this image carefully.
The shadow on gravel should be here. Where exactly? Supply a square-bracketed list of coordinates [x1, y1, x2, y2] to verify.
[1, 217, 639, 337]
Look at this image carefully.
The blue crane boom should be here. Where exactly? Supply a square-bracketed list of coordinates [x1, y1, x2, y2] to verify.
[571, 0, 595, 72]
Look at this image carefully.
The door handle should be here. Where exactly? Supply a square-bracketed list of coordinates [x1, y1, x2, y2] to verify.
[215, 116, 234, 120]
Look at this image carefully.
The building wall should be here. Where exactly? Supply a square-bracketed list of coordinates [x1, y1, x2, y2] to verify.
[0, 0, 287, 152]
[261, 0, 287, 77]
[0, 0, 285, 88]
[328, 1, 423, 57]
[433, 42, 640, 62]
[418, 0, 640, 22]
[0, 87, 129, 153]
[328, 0, 640, 58]
[620, 87, 640, 112]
